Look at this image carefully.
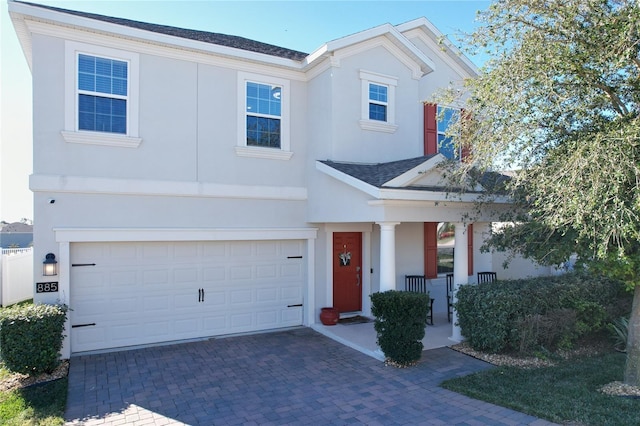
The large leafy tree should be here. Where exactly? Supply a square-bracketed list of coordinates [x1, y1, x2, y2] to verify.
[438, 0, 640, 385]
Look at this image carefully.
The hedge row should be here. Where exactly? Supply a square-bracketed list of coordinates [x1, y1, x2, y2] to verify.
[455, 272, 630, 353]
[0, 303, 67, 375]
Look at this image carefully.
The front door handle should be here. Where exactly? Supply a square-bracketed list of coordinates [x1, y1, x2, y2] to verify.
[356, 273, 360, 286]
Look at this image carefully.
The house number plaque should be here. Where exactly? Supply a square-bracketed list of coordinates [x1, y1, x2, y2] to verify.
[36, 282, 59, 293]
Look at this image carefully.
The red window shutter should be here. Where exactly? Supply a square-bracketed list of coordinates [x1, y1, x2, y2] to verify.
[424, 103, 438, 155]
[424, 222, 438, 278]
[467, 223, 474, 276]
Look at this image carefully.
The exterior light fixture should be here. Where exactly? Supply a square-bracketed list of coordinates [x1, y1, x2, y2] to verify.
[43, 253, 58, 276]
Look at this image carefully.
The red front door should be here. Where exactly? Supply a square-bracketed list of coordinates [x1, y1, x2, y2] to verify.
[333, 232, 362, 313]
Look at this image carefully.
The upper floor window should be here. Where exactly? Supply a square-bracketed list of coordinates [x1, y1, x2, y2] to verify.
[437, 106, 460, 160]
[368, 83, 388, 121]
[63, 42, 141, 148]
[246, 82, 282, 148]
[359, 70, 397, 133]
[236, 72, 291, 160]
[78, 54, 128, 134]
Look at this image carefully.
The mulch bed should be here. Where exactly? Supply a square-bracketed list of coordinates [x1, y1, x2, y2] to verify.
[450, 340, 640, 397]
[0, 361, 69, 392]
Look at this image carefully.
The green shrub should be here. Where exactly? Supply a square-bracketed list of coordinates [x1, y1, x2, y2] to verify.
[456, 272, 630, 354]
[370, 290, 430, 366]
[0, 303, 68, 375]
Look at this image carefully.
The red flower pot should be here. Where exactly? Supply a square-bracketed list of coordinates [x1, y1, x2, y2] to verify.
[320, 307, 339, 326]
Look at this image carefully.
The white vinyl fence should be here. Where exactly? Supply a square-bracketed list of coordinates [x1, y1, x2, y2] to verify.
[0, 248, 33, 306]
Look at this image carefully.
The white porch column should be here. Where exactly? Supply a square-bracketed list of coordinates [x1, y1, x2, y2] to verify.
[450, 222, 468, 342]
[377, 222, 400, 292]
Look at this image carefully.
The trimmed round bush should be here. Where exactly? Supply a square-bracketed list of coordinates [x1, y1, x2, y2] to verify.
[0, 303, 68, 375]
[371, 290, 430, 366]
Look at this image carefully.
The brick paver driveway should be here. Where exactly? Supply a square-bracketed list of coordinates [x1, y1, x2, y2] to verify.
[65, 327, 556, 425]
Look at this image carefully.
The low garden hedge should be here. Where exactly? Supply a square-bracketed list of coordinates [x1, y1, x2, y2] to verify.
[455, 272, 630, 353]
[0, 303, 68, 375]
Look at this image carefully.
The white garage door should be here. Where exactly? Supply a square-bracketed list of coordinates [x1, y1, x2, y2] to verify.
[70, 240, 305, 353]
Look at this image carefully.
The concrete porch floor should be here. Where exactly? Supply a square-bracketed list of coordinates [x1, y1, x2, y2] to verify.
[310, 311, 456, 361]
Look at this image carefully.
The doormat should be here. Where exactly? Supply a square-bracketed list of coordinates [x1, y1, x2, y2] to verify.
[338, 315, 372, 325]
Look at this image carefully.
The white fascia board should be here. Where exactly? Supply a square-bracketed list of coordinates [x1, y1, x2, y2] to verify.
[9, 1, 303, 72]
[315, 162, 380, 198]
[53, 227, 318, 243]
[373, 188, 510, 204]
[30, 174, 307, 201]
[383, 154, 446, 187]
[8, 12, 33, 71]
[396, 17, 479, 78]
[306, 23, 436, 74]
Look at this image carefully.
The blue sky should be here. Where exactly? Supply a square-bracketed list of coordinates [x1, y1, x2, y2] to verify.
[0, 0, 491, 222]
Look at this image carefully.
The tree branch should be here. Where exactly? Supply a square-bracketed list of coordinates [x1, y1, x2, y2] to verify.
[595, 83, 629, 116]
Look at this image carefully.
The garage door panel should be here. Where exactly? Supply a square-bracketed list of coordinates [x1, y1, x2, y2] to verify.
[282, 307, 303, 323]
[144, 295, 170, 312]
[256, 288, 277, 302]
[141, 244, 169, 260]
[143, 269, 169, 285]
[71, 240, 305, 353]
[230, 289, 252, 304]
[281, 285, 302, 301]
[256, 264, 277, 278]
[256, 241, 277, 256]
[111, 270, 137, 287]
[230, 265, 252, 280]
[202, 315, 227, 332]
[203, 267, 225, 282]
[173, 268, 198, 284]
[202, 242, 226, 257]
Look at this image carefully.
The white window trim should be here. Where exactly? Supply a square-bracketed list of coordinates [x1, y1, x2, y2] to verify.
[359, 70, 398, 133]
[63, 41, 141, 148]
[236, 71, 291, 160]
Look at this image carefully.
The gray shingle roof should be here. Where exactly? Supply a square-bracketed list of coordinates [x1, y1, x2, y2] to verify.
[320, 156, 437, 188]
[17, 1, 309, 61]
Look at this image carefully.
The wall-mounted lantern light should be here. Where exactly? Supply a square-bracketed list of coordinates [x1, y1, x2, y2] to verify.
[43, 253, 58, 276]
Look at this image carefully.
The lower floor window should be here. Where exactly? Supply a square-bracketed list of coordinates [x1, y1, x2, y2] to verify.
[437, 222, 455, 274]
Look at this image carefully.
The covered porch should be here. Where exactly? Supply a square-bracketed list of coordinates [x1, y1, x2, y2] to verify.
[311, 311, 453, 361]
[310, 155, 511, 342]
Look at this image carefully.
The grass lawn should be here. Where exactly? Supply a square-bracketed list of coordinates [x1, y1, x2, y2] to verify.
[442, 350, 640, 426]
[0, 373, 67, 426]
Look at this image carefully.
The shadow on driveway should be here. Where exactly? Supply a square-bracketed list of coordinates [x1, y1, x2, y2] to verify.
[65, 327, 555, 425]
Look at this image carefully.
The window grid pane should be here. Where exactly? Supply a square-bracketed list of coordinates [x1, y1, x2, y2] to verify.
[369, 83, 388, 103]
[246, 116, 281, 148]
[369, 103, 387, 121]
[246, 82, 281, 117]
[78, 94, 127, 134]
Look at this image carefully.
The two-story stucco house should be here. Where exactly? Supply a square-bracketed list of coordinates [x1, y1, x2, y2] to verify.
[9, 1, 552, 358]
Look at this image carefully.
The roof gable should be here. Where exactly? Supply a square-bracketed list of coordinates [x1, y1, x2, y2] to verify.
[396, 17, 478, 78]
[304, 23, 436, 77]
